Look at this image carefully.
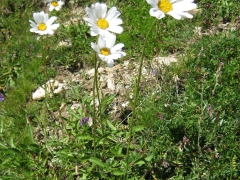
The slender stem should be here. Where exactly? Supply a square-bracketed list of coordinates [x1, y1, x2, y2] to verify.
[92, 53, 98, 157]
[134, 19, 157, 108]
[95, 60, 105, 152]
[44, 37, 49, 82]
[41, 36, 48, 143]
[125, 18, 157, 177]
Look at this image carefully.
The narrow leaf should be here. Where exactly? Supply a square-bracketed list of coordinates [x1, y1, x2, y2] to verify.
[89, 157, 106, 168]
[113, 170, 125, 176]
[77, 135, 94, 140]
[145, 154, 154, 162]
[135, 160, 145, 165]
[132, 125, 144, 132]
[107, 120, 117, 131]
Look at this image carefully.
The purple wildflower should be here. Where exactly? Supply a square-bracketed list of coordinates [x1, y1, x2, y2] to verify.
[80, 117, 89, 126]
[151, 69, 157, 75]
[0, 93, 4, 101]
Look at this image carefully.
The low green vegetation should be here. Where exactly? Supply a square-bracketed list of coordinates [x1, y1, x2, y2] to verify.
[0, 0, 239, 179]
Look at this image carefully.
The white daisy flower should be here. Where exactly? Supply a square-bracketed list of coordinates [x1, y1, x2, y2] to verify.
[29, 11, 60, 35]
[48, 0, 64, 11]
[146, 0, 197, 20]
[83, 2, 123, 37]
[91, 34, 126, 67]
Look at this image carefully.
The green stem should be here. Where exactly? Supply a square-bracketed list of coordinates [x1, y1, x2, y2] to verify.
[92, 53, 98, 157]
[41, 36, 48, 143]
[95, 61, 105, 152]
[125, 18, 157, 178]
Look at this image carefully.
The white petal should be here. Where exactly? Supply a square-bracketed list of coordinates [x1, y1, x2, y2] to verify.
[105, 34, 116, 48]
[46, 16, 57, 26]
[167, 11, 181, 20]
[106, 7, 120, 21]
[173, 2, 197, 11]
[106, 59, 114, 67]
[94, 2, 104, 19]
[99, 54, 108, 62]
[85, 7, 96, 20]
[111, 43, 124, 53]
[49, 5, 54, 11]
[110, 52, 125, 59]
[33, 13, 41, 24]
[35, 30, 47, 35]
[43, 13, 49, 24]
[91, 42, 100, 54]
[98, 36, 106, 48]
[150, 8, 165, 19]
[30, 27, 38, 32]
[46, 29, 54, 35]
[98, 29, 111, 37]
[29, 20, 37, 28]
[175, 11, 194, 18]
[83, 18, 96, 26]
[55, 7, 61, 11]
[146, 0, 159, 9]
[48, 23, 59, 30]
[59, 1, 64, 6]
[101, 55, 114, 67]
[108, 18, 122, 26]
[90, 30, 99, 36]
[100, 3, 107, 18]
[107, 25, 123, 34]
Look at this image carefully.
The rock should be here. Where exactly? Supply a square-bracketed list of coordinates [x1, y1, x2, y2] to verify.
[32, 80, 66, 100]
[107, 78, 115, 91]
[70, 103, 82, 110]
[32, 86, 46, 100]
[153, 56, 178, 66]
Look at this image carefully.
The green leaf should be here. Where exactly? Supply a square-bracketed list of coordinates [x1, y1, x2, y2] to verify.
[0, 142, 7, 149]
[126, 132, 130, 139]
[28, 144, 40, 153]
[110, 146, 123, 155]
[113, 170, 125, 176]
[96, 133, 112, 145]
[9, 138, 16, 148]
[144, 154, 154, 162]
[132, 125, 144, 133]
[107, 120, 117, 131]
[0, 157, 12, 166]
[28, 125, 35, 143]
[89, 157, 106, 168]
[77, 135, 94, 140]
[135, 160, 145, 165]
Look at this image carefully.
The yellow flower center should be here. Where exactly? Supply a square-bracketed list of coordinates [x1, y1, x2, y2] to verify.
[97, 19, 109, 29]
[158, 0, 173, 13]
[38, 23, 47, 31]
[100, 48, 110, 56]
[51, 1, 59, 7]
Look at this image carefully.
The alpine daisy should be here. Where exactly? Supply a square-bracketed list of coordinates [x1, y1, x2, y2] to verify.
[91, 34, 126, 67]
[29, 11, 59, 35]
[48, 0, 64, 11]
[146, 0, 197, 20]
[84, 2, 123, 37]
